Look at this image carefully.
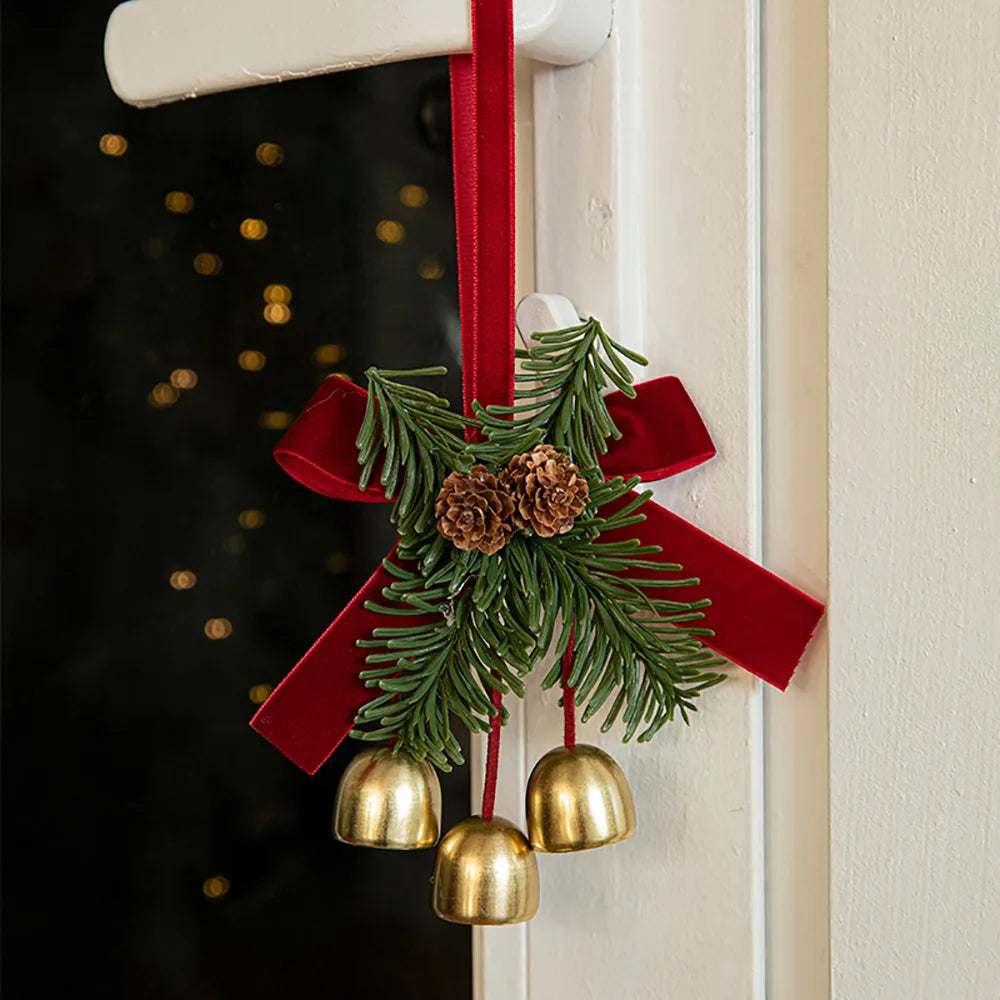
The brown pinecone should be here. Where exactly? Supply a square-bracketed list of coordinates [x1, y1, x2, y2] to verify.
[502, 444, 589, 537]
[434, 465, 515, 555]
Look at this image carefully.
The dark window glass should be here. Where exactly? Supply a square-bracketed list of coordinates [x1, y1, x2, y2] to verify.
[2, 3, 470, 996]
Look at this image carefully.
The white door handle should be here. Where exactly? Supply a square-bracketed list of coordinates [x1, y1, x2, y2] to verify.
[105, 0, 612, 107]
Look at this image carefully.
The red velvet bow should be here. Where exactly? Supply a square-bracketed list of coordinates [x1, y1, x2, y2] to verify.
[250, 373, 823, 774]
[250, 0, 823, 774]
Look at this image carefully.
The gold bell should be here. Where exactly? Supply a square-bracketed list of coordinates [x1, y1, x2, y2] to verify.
[432, 815, 540, 925]
[333, 747, 441, 849]
[526, 744, 636, 852]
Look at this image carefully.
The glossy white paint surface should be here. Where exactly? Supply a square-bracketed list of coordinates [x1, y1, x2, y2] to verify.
[762, 1, 830, 998]
[105, 0, 612, 106]
[487, 1, 775, 996]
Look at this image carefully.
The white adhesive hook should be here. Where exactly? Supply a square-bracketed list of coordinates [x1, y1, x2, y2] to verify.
[515, 292, 582, 347]
[105, 0, 612, 107]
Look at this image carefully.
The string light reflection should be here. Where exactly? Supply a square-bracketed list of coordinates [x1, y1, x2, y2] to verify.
[202, 876, 231, 899]
[240, 218, 269, 241]
[399, 184, 429, 208]
[263, 303, 291, 325]
[418, 255, 445, 280]
[99, 133, 128, 157]
[204, 618, 233, 640]
[193, 253, 223, 276]
[222, 535, 246, 555]
[325, 552, 351, 573]
[164, 191, 194, 214]
[255, 142, 284, 166]
[238, 350, 267, 371]
[238, 509, 265, 530]
[312, 344, 344, 366]
[169, 570, 198, 590]
[148, 382, 179, 408]
[259, 411, 293, 430]
[375, 220, 405, 245]
[248, 684, 273, 705]
[263, 284, 292, 304]
[170, 368, 198, 389]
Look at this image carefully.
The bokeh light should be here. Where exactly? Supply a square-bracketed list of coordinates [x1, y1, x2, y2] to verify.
[325, 552, 351, 573]
[193, 252, 222, 276]
[204, 618, 233, 640]
[202, 876, 230, 899]
[399, 184, 429, 208]
[263, 303, 291, 325]
[259, 411, 293, 430]
[255, 142, 284, 166]
[221, 535, 246, 555]
[248, 684, 273, 705]
[99, 133, 128, 157]
[164, 191, 194, 214]
[169, 570, 198, 590]
[237, 349, 267, 371]
[418, 255, 445, 280]
[170, 368, 198, 389]
[238, 509, 265, 530]
[148, 382, 179, 408]
[312, 344, 344, 366]
[240, 218, 268, 240]
[263, 283, 292, 304]
[375, 220, 405, 245]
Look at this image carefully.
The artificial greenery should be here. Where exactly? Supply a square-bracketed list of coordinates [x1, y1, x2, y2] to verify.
[350, 318, 727, 770]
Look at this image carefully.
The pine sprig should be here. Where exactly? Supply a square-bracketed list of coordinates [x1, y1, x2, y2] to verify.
[509, 476, 727, 741]
[356, 367, 475, 537]
[352, 548, 537, 768]
[475, 318, 647, 475]
[349, 319, 726, 767]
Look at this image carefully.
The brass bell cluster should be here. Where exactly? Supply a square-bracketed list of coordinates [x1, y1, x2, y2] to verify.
[332, 740, 636, 925]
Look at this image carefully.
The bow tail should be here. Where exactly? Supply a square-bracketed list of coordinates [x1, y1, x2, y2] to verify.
[603, 493, 825, 690]
[249, 549, 435, 774]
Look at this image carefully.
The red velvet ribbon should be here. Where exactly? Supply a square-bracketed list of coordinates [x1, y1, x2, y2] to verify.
[452, 0, 515, 820]
[250, 2, 825, 776]
[562, 630, 577, 751]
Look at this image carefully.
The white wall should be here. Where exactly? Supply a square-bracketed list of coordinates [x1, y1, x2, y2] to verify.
[828, 2, 1000, 996]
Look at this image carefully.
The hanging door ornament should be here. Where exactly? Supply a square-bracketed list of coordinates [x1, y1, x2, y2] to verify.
[99, 0, 822, 931]
[244, 0, 825, 924]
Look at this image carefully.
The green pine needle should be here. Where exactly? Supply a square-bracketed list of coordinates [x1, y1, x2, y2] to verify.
[349, 320, 726, 767]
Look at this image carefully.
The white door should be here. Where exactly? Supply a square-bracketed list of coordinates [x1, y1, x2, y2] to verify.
[490, 1, 1000, 998]
[493, 1, 1000, 998]
[481, 2, 829, 997]
[103, 1, 1000, 996]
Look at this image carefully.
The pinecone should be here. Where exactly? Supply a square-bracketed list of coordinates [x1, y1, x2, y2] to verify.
[434, 465, 515, 555]
[502, 444, 589, 537]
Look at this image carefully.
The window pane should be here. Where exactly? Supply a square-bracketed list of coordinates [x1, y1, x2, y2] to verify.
[2, 5, 469, 995]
